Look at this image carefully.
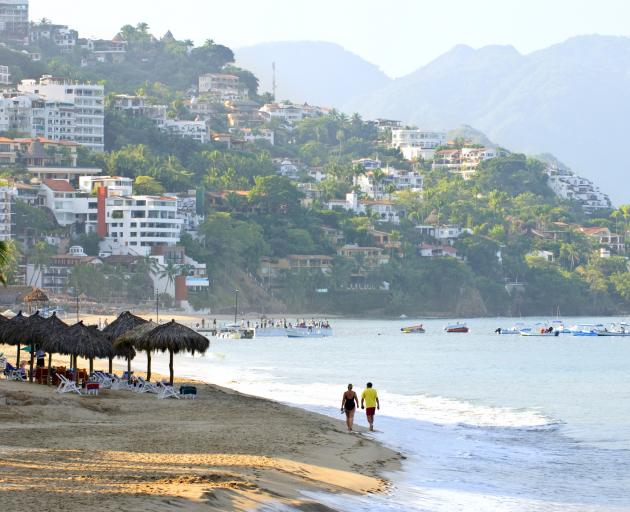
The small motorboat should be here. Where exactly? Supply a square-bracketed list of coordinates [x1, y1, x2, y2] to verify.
[444, 323, 469, 333]
[520, 329, 560, 337]
[495, 322, 525, 335]
[401, 324, 426, 334]
[597, 323, 630, 336]
[570, 324, 604, 336]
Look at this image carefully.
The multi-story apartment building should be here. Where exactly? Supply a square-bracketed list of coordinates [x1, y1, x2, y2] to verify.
[391, 129, 446, 160]
[78, 175, 133, 197]
[259, 102, 327, 124]
[0, 0, 28, 44]
[0, 65, 10, 85]
[19, 76, 105, 151]
[162, 119, 208, 143]
[0, 94, 32, 133]
[545, 165, 611, 213]
[38, 178, 96, 231]
[30, 97, 76, 140]
[104, 195, 183, 256]
[0, 184, 12, 240]
[328, 191, 402, 224]
[432, 147, 499, 178]
[354, 166, 423, 199]
[198, 73, 244, 101]
[111, 94, 167, 127]
[29, 23, 78, 53]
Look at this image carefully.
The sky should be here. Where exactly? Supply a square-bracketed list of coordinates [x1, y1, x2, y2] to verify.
[31, 0, 630, 77]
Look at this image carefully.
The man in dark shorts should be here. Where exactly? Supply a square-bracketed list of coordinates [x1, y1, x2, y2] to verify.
[361, 382, 380, 431]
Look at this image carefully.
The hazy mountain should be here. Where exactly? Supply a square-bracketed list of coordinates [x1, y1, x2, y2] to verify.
[345, 36, 630, 204]
[235, 41, 391, 107]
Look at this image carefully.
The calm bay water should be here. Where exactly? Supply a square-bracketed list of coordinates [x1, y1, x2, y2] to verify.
[144, 317, 630, 511]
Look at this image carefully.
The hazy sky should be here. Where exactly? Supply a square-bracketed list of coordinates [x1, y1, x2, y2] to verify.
[31, 0, 630, 77]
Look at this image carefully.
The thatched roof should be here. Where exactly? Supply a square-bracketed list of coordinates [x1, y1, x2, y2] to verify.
[28, 313, 71, 353]
[101, 311, 148, 341]
[113, 321, 158, 352]
[59, 321, 116, 359]
[0, 311, 46, 345]
[0, 314, 8, 323]
[21, 288, 49, 303]
[134, 319, 209, 354]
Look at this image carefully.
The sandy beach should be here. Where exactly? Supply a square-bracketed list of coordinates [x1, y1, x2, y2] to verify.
[0, 344, 400, 511]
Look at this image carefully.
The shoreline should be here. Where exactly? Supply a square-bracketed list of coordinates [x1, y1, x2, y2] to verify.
[0, 344, 402, 511]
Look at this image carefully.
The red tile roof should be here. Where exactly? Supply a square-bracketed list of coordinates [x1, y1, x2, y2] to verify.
[42, 179, 75, 192]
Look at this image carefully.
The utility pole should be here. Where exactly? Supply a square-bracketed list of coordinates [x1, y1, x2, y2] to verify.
[234, 289, 239, 324]
[155, 289, 159, 324]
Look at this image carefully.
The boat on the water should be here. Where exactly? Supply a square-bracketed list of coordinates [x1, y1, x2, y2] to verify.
[520, 329, 560, 337]
[597, 323, 630, 336]
[444, 323, 469, 333]
[215, 323, 254, 339]
[495, 322, 526, 335]
[401, 324, 426, 334]
[287, 326, 333, 338]
[569, 324, 604, 336]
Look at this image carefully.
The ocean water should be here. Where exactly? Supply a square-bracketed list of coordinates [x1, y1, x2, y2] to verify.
[143, 317, 630, 511]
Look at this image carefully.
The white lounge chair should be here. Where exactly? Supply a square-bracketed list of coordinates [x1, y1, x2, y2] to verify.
[156, 381, 179, 400]
[135, 377, 159, 394]
[110, 374, 131, 390]
[56, 374, 82, 395]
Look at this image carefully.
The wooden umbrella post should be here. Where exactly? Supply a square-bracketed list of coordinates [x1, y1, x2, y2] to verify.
[89, 357, 94, 375]
[146, 351, 151, 382]
[127, 357, 132, 384]
[47, 353, 52, 386]
[29, 343, 34, 383]
[108, 356, 113, 374]
[169, 349, 174, 385]
[16, 343, 20, 367]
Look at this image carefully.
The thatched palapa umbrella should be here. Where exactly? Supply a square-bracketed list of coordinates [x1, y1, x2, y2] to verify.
[27, 312, 71, 384]
[134, 319, 209, 385]
[0, 311, 46, 381]
[61, 321, 115, 381]
[113, 321, 156, 381]
[102, 311, 147, 375]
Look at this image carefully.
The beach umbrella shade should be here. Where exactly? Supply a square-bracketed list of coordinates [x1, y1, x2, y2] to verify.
[0, 311, 46, 380]
[134, 319, 210, 385]
[24, 312, 72, 385]
[102, 311, 148, 375]
[61, 321, 116, 380]
[113, 321, 156, 381]
[21, 288, 49, 314]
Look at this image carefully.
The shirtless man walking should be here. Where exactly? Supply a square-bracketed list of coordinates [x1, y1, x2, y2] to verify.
[361, 382, 380, 431]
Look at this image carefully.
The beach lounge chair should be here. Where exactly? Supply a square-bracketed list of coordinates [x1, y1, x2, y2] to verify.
[8, 367, 26, 382]
[156, 381, 179, 400]
[56, 374, 82, 395]
[110, 374, 131, 390]
[135, 377, 159, 394]
[91, 371, 113, 389]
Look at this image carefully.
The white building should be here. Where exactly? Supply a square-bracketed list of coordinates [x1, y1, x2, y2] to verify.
[111, 94, 167, 127]
[353, 158, 382, 171]
[79, 175, 133, 197]
[354, 166, 423, 199]
[0, 65, 10, 85]
[276, 159, 299, 179]
[391, 129, 446, 160]
[328, 191, 402, 224]
[38, 178, 96, 230]
[104, 195, 183, 256]
[432, 147, 500, 178]
[29, 23, 78, 53]
[238, 128, 274, 145]
[30, 97, 76, 140]
[198, 73, 244, 101]
[545, 165, 611, 213]
[0, 0, 29, 43]
[259, 102, 326, 124]
[415, 224, 472, 244]
[0, 94, 32, 133]
[162, 119, 208, 143]
[18, 76, 105, 152]
[0, 185, 11, 240]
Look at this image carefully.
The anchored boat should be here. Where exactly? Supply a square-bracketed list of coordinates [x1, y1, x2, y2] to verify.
[444, 323, 469, 333]
[401, 324, 426, 334]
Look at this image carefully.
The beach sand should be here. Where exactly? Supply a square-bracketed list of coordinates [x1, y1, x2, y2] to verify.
[0, 345, 400, 511]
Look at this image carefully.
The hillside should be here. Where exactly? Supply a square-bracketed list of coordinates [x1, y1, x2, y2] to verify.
[344, 35, 630, 204]
[235, 41, 391, 106]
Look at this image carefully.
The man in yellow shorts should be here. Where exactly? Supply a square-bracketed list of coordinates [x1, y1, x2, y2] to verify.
[361, 382, 380, 431]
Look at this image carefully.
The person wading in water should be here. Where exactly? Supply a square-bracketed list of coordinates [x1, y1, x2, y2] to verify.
[341, 383, 359, 431]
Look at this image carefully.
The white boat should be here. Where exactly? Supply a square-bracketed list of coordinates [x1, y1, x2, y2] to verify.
[551, 320, 571, 333]
[520, 329, 560, 337]
[496, 322, 526, 335]
[597, 323, 630, 336]
[287, 326, 333, 338]
[569, 324, 604, 336]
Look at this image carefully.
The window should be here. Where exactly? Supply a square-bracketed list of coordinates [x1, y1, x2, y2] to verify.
[111, 210, 123, 219]
[131, 210, 145, 218]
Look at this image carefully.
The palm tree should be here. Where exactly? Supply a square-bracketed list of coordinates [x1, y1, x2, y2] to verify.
[158, 262, 180, 293]
[0, 240, 15, 285]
